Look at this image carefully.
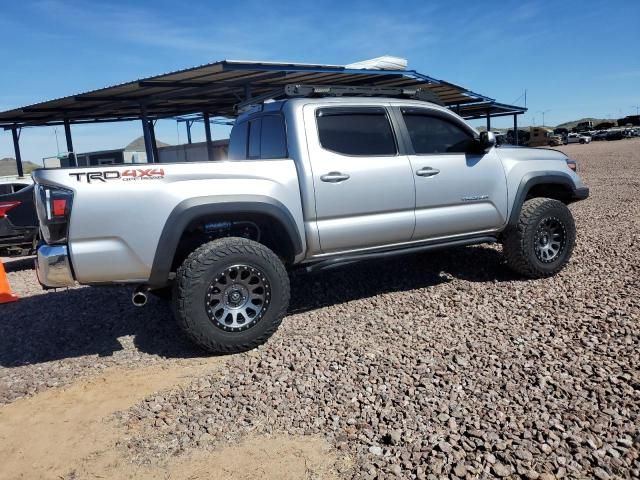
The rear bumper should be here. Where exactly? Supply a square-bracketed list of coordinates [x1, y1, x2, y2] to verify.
[35, 245, 75, 288]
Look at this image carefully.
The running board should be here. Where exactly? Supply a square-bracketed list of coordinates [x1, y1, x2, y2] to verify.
[304, 236, 497, 273]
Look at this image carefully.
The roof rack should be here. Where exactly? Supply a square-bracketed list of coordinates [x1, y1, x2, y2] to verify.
[235, 84, 444, 113]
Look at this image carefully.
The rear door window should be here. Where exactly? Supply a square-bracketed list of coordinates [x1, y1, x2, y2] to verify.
[316, 107, 397, 156]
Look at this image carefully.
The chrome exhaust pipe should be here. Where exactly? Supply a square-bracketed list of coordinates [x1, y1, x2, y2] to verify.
[132, 287, 148, 307]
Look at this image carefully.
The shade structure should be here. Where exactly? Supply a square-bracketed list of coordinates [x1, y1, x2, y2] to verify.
[1, 59, 527, 174]
[0, 60, 525, 128]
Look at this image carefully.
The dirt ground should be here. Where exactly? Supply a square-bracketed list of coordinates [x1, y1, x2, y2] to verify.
[0, 360, 341, 479]
[1, 138, 639, 479]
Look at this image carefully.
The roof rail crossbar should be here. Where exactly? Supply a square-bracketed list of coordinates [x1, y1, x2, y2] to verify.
[234, 84, 444, 113]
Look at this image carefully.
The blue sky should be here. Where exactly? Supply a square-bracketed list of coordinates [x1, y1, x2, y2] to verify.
[1, 0, 639, 164]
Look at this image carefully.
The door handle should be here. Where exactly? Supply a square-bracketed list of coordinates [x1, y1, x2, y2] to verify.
[416, 167, 440, 177]
[320, 171, 350, 183]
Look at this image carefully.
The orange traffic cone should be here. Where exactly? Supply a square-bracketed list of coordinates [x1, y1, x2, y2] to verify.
[0, 260, 18, 304]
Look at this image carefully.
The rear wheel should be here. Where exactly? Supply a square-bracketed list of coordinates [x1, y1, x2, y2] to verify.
[173, 237, 289, 353]
[503, 197, 576, 278]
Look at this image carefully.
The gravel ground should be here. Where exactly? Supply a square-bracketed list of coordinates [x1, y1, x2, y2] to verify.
[2, 139, 640, 479]
[0, 260, 202, 404]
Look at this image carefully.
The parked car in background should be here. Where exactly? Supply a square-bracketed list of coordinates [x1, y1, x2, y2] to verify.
[506, 129, 529, 146]
[528, 127, 557, 147]
[0, 175, 39, 256]
[493, 132, 508, 146]
[606, 130, 625, 141]
[548, 134, 563, 146]
[565, 133, 591, 144]
[592, 130, 608, 141]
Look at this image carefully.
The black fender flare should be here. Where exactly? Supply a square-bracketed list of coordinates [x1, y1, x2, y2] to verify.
[148, 195, 303, 287]
[507, 172, 583, 227]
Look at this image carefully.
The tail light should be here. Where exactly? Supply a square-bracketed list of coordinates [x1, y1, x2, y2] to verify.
[0, 201, 21, 218]
[35, 184, 74, 244]
[566, 159, 577, 172]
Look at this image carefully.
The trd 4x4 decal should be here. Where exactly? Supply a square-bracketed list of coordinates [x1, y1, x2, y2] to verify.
[69, 168, 165, 183]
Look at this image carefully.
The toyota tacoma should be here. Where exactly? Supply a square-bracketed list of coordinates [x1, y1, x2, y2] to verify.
[32, 85, 589, 353]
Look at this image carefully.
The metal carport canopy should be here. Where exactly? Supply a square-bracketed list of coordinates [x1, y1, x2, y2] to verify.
[1, 59, 527, 174]
[0, 59, 525, 128]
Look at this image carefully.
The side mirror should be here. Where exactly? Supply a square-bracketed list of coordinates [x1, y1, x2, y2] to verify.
[479, 131, 496, 151]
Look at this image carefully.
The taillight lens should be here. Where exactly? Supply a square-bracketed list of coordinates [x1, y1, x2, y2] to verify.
[35, 184, 74, 244]
[52, 199, 68, 217]
[566, 159, 577, 172]
[0, 201, 21, 218]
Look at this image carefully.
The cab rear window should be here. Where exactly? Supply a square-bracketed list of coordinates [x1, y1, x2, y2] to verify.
[228, 114, 287, 160]
[228, 121, 249, 160]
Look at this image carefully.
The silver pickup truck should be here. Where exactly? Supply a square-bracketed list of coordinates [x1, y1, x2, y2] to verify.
[33, 86, 589, 353]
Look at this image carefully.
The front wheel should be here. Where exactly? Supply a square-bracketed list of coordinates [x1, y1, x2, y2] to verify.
[502, 197, 576, 278]
[173, 237, 290, 353]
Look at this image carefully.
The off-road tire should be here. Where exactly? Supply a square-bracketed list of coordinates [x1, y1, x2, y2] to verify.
[503, 197, 576, 278]
[173, 237, 290, 353]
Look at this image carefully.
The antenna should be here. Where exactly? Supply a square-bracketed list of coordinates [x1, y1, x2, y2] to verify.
[511, 89, 527, 106]
[54, 127, 60, 155]
[537, 109, 551, 127]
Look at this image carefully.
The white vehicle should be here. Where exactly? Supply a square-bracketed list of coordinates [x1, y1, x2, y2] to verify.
[565, 133, 591, 145]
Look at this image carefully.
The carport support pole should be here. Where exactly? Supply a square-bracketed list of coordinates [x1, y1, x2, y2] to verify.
[11, 127, 24, 178]
[63, 119, 77, 167]
[140, 107, 155, 164]
[203, 113, 213, 161]
[513, 114, 518, 145]
[486, 110, 491, 132]
[186, 120, 193, 144]
[149, 120, 160, 163]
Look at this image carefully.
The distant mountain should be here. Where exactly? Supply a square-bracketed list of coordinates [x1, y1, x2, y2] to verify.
[125, 136, 170, 151]
[554, 118, 610, 129]
[0, 158, 40, 176]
